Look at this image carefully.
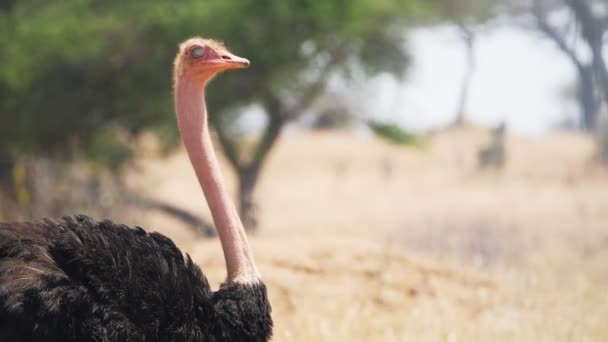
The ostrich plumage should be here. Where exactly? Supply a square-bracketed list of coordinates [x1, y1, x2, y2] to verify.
[0, 38, 272, 341]
[0, 216, 271, 341]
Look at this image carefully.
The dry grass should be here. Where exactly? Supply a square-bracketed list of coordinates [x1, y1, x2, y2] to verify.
[127, 127, 608, 341]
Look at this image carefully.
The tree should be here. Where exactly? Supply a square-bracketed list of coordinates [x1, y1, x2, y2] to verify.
[205, 0, 434, 230]
[538, 0, 599, 130]
[0, 0, 432, 230]
[509, 0, 607, 131]
[509, 0, 601, 130]
[433, 0, 502, 127]
[565, 0, 608, 163]
[565, 0, 608, 107]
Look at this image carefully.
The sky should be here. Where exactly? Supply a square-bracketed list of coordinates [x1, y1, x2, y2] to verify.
[363, 25, 579, 135]
[242, 25, 581, 136]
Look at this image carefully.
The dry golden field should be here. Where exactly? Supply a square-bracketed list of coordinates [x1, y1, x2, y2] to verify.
[128, 127, 608, 341]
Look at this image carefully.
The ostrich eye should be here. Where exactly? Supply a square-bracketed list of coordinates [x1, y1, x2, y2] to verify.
[191, 47, 205, 58]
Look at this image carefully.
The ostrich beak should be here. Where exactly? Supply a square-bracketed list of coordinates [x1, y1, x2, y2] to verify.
[219, 52, 250, 69]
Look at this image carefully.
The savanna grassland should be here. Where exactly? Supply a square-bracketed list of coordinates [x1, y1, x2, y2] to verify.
[128, 127, 608, 341]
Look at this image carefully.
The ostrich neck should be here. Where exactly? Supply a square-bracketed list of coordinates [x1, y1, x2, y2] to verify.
[174, 77, 259, 283]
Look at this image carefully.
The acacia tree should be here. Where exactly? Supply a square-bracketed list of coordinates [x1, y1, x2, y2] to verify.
[206, 0, 429, 230]
[538, 0, 600, 130]
[0, 0, 431, 230]
[565, 0, 608, 162]
[565, 0, 608, 107]
[509, 0, 604, 130]
[510, 0, 608, 131]
[433, 0, 501, 127]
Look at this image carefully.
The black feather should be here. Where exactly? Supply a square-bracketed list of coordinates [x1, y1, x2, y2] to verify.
[0, 215, 272, 342]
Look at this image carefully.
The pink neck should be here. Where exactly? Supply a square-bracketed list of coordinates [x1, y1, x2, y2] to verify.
[174, 76, 259, 283]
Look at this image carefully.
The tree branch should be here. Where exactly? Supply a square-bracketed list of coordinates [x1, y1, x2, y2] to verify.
[245, 59, 333, 173]
[533, 0, 582, 67]
[456, 21, 475, 44]
[213, 57, 335, 229]
[248, 96, 286, 174]
[453, 21, 476, 126]
[133, 195, 217, 237]
[240, 69, 331, 183]
[283, 58, 334, 119]
[567, 0, 608, 103]
[567, 0, 603, 45]
[289, 80, 327, 117]
[212, 119, 242, 172]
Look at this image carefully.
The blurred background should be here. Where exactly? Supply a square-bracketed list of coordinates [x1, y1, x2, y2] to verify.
[1, 0, 607, 340]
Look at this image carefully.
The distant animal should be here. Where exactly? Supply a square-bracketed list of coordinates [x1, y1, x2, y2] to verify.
[0, 37, 272, 341]
[478, 122, 506, 169]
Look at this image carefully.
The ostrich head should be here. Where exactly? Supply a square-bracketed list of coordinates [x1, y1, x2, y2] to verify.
[174, 37, 250, 85]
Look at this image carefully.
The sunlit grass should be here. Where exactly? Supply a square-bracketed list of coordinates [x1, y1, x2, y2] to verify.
[129, 127, 608, 341]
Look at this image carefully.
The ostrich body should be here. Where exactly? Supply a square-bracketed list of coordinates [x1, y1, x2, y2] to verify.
[0, 38, 272, 342]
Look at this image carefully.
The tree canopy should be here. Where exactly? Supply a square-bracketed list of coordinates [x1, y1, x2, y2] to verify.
[0, 0, 429, 165]
[0, 0, 433, 228]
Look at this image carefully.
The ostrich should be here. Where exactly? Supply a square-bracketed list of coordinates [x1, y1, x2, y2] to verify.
[0, 38, 272, 341]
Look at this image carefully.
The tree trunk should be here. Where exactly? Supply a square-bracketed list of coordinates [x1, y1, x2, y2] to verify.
[598, 114, 608, 163]
[237, 166, 259, 232]
[0, 151, 14, 220]
[533, 0, 601, 131]
[213, 96, 286, 232]
[577, 64, 599, 130]
[453, 24, 475, 127]
[567, 0, 608, 104]
[236, 105, 285, 232]
[0, 151, 14, 193]
[591, 45, 608, 106]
